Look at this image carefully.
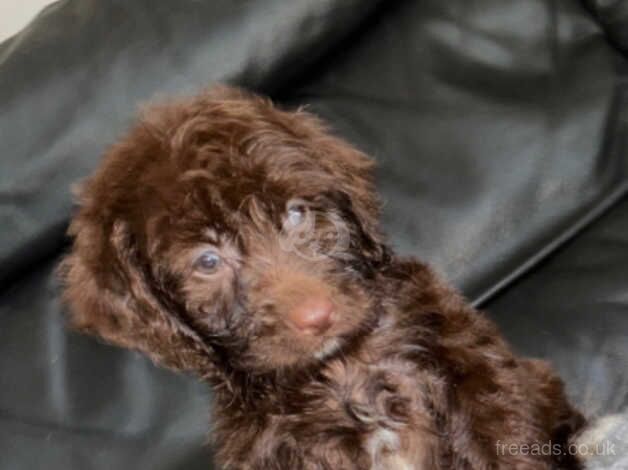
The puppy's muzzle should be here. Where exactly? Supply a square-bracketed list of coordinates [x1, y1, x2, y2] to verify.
[287, 296, 335, 335]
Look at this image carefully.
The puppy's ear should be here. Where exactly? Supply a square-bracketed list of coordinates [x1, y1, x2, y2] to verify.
[295, 110, 388, 263]
[59, 214, 216, 376]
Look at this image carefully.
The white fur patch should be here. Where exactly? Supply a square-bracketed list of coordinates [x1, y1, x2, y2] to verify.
[367, 428, 399, 469]
[314, 338, 342, 360]
[366, 428, 419, 469]
[576, 412, 628, 469]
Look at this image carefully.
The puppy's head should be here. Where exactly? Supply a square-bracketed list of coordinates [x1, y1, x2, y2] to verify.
[60, 86, 388, 375]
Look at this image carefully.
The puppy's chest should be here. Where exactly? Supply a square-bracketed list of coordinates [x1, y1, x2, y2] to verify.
[300, 357, 438, 469]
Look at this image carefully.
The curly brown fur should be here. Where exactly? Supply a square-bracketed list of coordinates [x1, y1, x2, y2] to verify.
[59, 85, 585, 469]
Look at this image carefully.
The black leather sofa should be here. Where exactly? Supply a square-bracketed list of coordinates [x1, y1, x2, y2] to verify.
[1, 1, 626, 468]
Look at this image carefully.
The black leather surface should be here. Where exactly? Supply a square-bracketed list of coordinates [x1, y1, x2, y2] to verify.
[0, 0, 385, 286]
[488, 196, 628, 417]
[1, 0, 627, 468]
[280, 0, 628, 301]
[0, 262, 213, 469]
[584, 0, 628, 52]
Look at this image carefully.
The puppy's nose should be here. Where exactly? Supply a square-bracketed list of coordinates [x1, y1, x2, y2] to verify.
[288, 297, 334, 335]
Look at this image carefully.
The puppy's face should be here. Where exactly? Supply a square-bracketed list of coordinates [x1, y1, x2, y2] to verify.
[160, 191, 378, 372]
[62, 86, 386, 374]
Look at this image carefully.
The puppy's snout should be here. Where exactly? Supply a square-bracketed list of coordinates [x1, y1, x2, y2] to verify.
[288, 297, 334, 335]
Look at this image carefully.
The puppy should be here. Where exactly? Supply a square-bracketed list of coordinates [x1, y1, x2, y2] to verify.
[60, 85, 585, 469]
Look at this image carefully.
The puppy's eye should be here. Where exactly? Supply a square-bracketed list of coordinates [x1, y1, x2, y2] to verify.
[194, 250, 221, 274]
[287, 205, 306, 226]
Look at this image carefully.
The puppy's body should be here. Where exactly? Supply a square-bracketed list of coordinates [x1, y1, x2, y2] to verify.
[212, 260, 582, 469]
[60, 86, 584, 469]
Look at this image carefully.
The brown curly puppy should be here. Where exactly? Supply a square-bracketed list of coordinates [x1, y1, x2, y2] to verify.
[60, 85, 585, 469]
